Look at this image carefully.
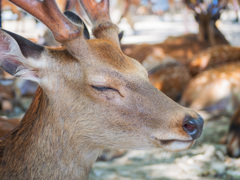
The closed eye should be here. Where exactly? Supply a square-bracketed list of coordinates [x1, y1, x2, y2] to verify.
[91, 85, 118, 92]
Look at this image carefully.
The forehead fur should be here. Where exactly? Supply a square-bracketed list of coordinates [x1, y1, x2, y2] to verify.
[46, 39, 147, 80]
[88, 39, 137, 71]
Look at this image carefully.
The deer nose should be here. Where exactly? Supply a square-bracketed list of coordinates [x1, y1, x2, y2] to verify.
[183, 115, 204, 139]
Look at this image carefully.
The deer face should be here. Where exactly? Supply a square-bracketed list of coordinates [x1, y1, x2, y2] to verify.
[43, 40, 205, 151]
[0, 0, 203, 153]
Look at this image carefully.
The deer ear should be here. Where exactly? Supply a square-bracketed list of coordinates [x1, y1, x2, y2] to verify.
[118, 31, 124, 42]
[0, 30, 45, 83]
[64, 11, 90, 39]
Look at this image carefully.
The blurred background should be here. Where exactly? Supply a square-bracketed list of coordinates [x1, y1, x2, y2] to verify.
[0, 0, 240, 179]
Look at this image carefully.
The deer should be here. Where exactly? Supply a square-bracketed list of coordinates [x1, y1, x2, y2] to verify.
[181, 62, 240, 118]
[2, 0, 23, 21]
[226, 106, 240, 158]
[120, 0, 231, 101]
[41, 0, 88, 47]
[189, 45, 240, 76]
[147, 61, 191, 102]
[141, 50, 191, 101]
[0, 116, 21, 138]
[180, 46, 240, 158]
[184, 0, 229, 46]
[121, 0, 230, 65]
[0, 82, 15, 114]
[0, 68, 37, 116]
[0, 0, 204, 179]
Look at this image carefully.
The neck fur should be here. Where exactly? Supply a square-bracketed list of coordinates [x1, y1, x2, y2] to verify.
[0, 87, 102, 180]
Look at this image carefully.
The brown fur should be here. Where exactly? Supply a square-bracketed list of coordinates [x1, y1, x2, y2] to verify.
[0, 117, 20, 138]
[122, 32, 229, 66]
[0, 37, 202, 179]
[189, 45, 240, 75]
[149, 63, 191, 101]
[181, 62, 240, 116]
[0, 1, 203, 179]
[141, 54, 191, 101]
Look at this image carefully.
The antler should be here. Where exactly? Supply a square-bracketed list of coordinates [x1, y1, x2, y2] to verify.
[8, 0, 82, 42]
[185, 0, 228, 16]
[80, 0, 120, 46]
[80, 0, 110, 26]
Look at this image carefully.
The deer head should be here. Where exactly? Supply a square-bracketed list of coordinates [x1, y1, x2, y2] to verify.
[185, 0, 229, 45]
[0, 0, 203, 179]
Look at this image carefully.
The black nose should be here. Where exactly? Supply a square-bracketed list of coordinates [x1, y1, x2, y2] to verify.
[183, 115, 204, 139]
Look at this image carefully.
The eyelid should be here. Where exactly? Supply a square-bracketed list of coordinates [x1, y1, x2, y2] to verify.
[88, 76, 114, 90]
[91, 85, 118, 92]
[88, 76, 124, 97]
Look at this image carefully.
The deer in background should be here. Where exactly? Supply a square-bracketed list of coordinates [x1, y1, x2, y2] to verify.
[189, 45, 240, 75]
[181, 44, 240, 158]
[185, 0, 229, 46]
[0, 117, 20, 138]
[181, 44, 240, 114]
[181, 61, 240, 158]
[0, 0, 203, 179]
[226, 106, 240, 158]
[141, 52, 191, 101]
[119, 0, 230, 101]
[181, 62, 240, 117]
[122, 0, 229, 65]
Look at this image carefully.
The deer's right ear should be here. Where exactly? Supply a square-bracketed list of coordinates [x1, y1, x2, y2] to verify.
[0, 30, 45, 83]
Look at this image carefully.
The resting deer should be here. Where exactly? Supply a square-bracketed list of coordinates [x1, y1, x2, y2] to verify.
[226, 106, 240, 158]
[189, 45, 240, 75]
[142, 52, 191, 101]
[0, 82, 15, 113]
[181, 62, 240, 117]
[0, 117, 20, 138]
[185, 0, 229, 46]
[0, 0, 203, 179]
[122, 0, 230, 65]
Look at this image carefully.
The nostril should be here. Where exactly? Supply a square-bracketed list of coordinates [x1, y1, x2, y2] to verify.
[183, 122, 197, 133]
[183, 119, 197, 136]
[183, 115, 204, 139]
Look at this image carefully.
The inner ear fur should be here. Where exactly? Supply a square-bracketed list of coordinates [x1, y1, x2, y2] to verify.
[2, 29, 44, 59]
[0, 29, 45, 82]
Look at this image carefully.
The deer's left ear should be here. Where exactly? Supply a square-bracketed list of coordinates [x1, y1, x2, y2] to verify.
[0, 30, 45, 83]
[64, 11, 90, 39]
